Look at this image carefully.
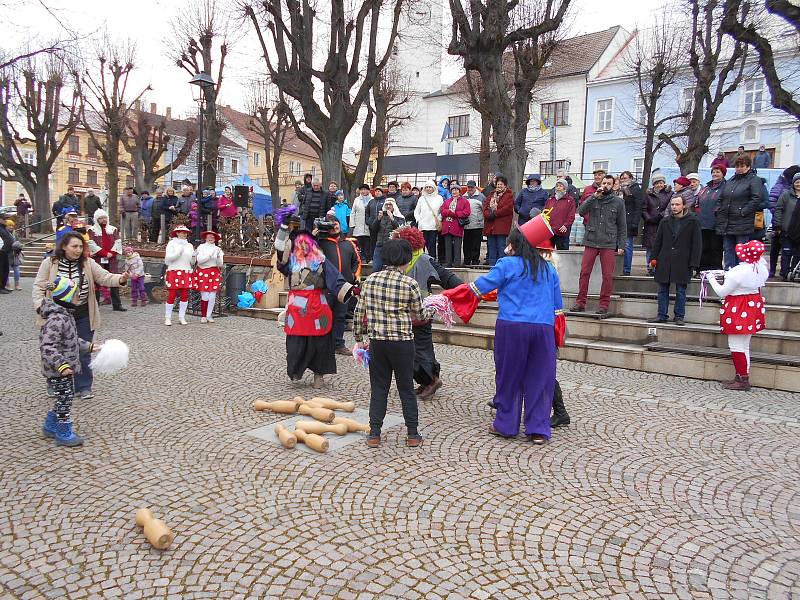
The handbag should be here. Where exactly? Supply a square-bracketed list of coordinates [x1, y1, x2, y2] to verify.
[754, 210, 764, 229]
[424, 197, 441, 232]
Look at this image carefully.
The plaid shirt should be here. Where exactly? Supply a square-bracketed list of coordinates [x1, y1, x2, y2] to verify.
[353, 267, 435, 342]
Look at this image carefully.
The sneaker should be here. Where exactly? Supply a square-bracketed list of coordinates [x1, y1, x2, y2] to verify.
[54, 421, 84, 447]
[77, 391, 94, 400]
[42, 411, 57, 439]
[206, 316, 214, 323]
[179, 318, 188, 325]
[647, 317, 668, 323]
[200, 317, 207, 324]
[569, 304, 585, 312]
[165, 318, 172, 326]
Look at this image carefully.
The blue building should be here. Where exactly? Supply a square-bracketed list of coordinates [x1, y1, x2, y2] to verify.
[582, 31, 800, 181]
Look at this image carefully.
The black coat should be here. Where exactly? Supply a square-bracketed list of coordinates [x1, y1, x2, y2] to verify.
[318, 236, 360, 284]
[300, 188, 332, 229]
[622, 182, 644, 236]
[715, 170, 762, 236]
[652, 212, 702, 285]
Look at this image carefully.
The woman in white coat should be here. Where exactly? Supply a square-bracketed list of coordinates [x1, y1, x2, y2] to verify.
[349, 183, 372, 263]
[413, 180, 443, 257]
[194, 230, 224, 323]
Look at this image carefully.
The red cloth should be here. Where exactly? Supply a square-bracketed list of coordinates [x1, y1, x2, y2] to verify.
[441, 284, 481, 324]
[554, 313, 566, 348]
[165, 269, 194, 290]
[720, 293, 765, 334]
[440, 196, 471, 237]
[543, 195, 577, 233]
[576, 247, 616, 310]
[482, 189, 515, 236]
[194, 267, 222, 292]
[284, 289, 332, 336]
[731, 351, 748, 376]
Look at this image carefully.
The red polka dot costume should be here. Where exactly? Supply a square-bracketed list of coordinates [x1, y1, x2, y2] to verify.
[163, 225, 196, 325]
[707, 240, 769, 390]
[194, 231, 224, 321]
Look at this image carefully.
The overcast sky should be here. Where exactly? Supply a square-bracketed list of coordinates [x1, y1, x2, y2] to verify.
[5, 0, 669, 119]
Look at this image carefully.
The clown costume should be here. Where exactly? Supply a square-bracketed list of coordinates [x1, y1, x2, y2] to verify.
[194, 230, 224, 323]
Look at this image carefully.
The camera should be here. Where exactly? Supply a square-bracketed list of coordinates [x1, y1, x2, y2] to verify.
[314, 217, 335, 235]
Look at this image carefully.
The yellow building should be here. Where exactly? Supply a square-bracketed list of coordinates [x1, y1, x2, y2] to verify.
[219, 106, 321, 202]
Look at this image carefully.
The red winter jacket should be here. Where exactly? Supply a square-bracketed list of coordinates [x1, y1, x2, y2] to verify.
[543, 194, 577, 234]
[440, 196, 471, 237]
[482, 188, 515, 236]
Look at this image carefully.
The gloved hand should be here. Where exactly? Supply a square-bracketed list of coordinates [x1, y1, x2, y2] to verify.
[351, 285, 361, 297]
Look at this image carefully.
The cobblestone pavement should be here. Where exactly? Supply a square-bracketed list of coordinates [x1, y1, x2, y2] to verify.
[1, 280, 799, 600]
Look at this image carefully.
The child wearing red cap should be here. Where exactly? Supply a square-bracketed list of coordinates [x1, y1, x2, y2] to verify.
[706, 240, 769, 390]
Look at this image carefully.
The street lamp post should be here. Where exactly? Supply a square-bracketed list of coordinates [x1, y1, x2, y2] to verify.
[189, 72, 216, 203]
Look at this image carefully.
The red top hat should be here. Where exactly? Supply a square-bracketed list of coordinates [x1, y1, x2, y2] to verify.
[519, 212, 554, 248]
[200, 230, 221, 242]
[170, 225, 191, 238]
[536, 237, 555, 251]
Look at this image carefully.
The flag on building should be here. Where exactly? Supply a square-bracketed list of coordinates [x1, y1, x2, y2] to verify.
[441, 121, 453, 142]
[539, 117, 549, 134]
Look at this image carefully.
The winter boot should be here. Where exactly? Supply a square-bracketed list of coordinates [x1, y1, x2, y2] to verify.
[723, 375, 751, 391]
[550, 381, 571, 427]
[42, 411, 57, 438]
[54, 421, 84, 447]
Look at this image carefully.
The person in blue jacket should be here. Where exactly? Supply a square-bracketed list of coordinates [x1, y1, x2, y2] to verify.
[437, 176, 452, 200]
[515, 174, 549, 225]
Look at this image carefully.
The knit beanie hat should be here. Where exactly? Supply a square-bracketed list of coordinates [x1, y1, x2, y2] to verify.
[711, 165, 728, 177]
[674, 176, 691, 187]
[556, 178, 568, 189]
[50, 275, 78, 304]
[793, 172, 800, 184]
[94, 208, 109, 222]
[651, 174, 666, 184]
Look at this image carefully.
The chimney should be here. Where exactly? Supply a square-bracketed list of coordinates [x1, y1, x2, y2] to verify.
[150, 102, 157, 114]
[166, 106, 172, 119]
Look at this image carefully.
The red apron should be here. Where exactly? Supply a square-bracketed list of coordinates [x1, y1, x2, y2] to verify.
[284, 289, 333, 336]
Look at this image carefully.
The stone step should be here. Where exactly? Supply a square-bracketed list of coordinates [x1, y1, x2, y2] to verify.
[233, 305, 799, 393]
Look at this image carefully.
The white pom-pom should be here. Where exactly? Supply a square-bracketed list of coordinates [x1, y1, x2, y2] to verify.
[89, 339, 130, 375]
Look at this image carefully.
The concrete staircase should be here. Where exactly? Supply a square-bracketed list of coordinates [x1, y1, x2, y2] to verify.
[17, 235, 56, 278]
[236, 249, 800, 393]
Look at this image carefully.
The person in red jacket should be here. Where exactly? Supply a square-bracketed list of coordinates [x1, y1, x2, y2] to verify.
[543, 178, 577, 250]
[439, 182, 471, 266]
[482, 175, 514, 265]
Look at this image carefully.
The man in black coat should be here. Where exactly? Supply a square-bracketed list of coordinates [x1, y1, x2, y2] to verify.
[301, 178, 333, 233]
[317, 215, 361, 354]
[716, 155, 762, 269]
[648, 195, 702, 326]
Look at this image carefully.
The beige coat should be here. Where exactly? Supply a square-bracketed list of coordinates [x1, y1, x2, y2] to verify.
[33, 257, 126, 331]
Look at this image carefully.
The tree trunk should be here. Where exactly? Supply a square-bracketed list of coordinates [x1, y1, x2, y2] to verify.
[203, 97, 221, 189]
[372, 143, 386, 188]
[479, 112, 491, 186]
[319, 138, 345, 191]
[677, 154, 702, 175]
[107, 164, 120, 226]
[640, 113, 657, 191]
[33, 165, 52, 234]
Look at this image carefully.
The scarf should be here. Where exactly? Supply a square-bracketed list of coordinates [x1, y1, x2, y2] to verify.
[555, 190, 566, 200]
[528, 185, 541, 192]
[405, 248, 424, 273]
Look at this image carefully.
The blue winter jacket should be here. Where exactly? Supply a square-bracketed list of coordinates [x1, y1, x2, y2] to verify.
[437, 176, 452, 200]
[768, 176, 789, 213]
[514, 186, 549, 225]
[140, 196, 154, 220]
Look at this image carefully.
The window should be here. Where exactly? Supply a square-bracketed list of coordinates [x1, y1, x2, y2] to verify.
[743, 122, 759, 143]
[595, 99, 613, 132]
[591, 160, 610, 173]
[67, 168, 79, 183]
[539, 159, 568, 176]
[541, 101, 569, 127]
[311, 165, 317, 177]
[253, 152, 260, 167]
[217, 157, 225, 172]
[743, 78, 764, 115]
[68, 135, 80, 154]
[448, 114, 470, 138]
[445, 141, 454, 156]
[23, 152, 35, 165]
[632, 158, 644, 181]
[86, 169, 98, 185]
[125, 175, 134, 188]
[231, 159, 239, 174]
[635, 97, 648, 126]
[289, 161, 302, 176]
[87, 138, 98, 158]
[682, 87, 695, 116]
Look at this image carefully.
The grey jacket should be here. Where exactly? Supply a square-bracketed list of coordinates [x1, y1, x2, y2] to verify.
[464, 192, 486, 229]
[774, 189, 799, 232]
[38, 299, 92, 378]
[578, 190, 626, 249]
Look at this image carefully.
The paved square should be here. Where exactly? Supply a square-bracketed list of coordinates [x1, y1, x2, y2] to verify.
[1, 280, 799, 599]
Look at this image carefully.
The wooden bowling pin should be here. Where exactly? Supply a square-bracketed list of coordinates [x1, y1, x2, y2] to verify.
[307, 397, 356, 413]
[293, 428, 329, 453]
[274, 424, 297, 448]
[135, 508, 174, 550]
[332, 417, 370, 433]
[295, 420, 348, 436]
[297, 403, 335, 423]
[253, 400, 299, 414]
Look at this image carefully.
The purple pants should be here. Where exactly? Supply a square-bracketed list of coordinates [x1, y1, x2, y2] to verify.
[130, 276, 147, 302]
[492, 319, 556, 437]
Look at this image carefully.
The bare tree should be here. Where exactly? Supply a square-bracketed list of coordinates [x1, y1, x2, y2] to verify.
[658, 0, 749, 174]
[0, 57, 80, 233]
[122, 110, 197, 193]
[448, 0, 572, 190]
[244, 80, 292, 206]
[622, 17, 686, 190]
[371, 68, 413, 186]
[172, 0, 228, 188]
[720, 0, 800, 119]
[244, 0, 407, 185]
[80, 36, 148, 218]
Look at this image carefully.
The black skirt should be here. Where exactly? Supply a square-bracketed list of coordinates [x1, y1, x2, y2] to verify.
[412, 322, 440, 385]
[286, 332, 336, 379]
